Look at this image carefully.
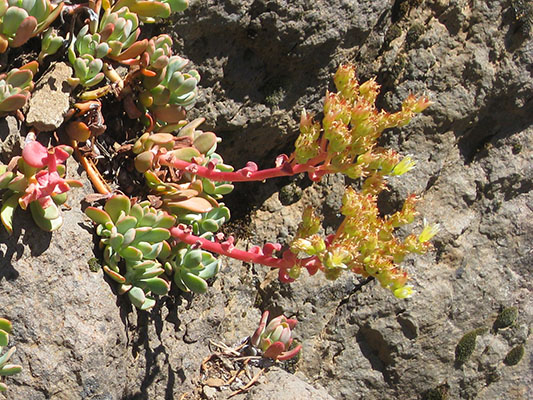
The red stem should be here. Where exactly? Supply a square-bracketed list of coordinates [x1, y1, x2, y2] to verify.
[160, 153, 329, 183]
[170, 226, 323, 281]
[170, 226, 288, 269]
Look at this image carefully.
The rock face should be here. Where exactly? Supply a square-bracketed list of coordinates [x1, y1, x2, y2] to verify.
[1, 0, 532, 399]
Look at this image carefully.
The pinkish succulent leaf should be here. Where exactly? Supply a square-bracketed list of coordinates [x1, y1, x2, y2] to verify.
[134, 151, 155, 173]
[0, 93, 29, 112]
[263, 342, 285, 360]
[11, 16, 38, 47]
[277, 344, 302, 361]
[166, 197, 213, 213]
[111, 38, 148, 61]
[251, 310, 269, 347]
[22, 141, 48, 168]
[152, 104, 186, 123]
[19, 61, 39, 75]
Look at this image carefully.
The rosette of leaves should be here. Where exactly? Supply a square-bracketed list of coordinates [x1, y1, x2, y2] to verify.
[0, 61, 38, 116]
[0, 0, 63, 52]
[68, 28, 106, 87]
[133, 120, 234, 216]
[98, 6, 147, 62]
[138, 33, 172, 76]
[138, 54, 200, 123]
[38, 27, 65, 62]
[165, 246, 220, 294]
[168, 119, 235, 199]
[85, 195, 176, 310]
[178, 204, 230, 236]
[111, 0, 188, 23]
[0, 318, 22, 392]
[0, 141, 82, 233]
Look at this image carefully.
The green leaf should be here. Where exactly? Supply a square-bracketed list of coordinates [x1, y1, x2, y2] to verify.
[0, 329, 8, 347]
[168, 147, 200, 162]
[122, 228, 137, 247]
[139, 296, 156, 310]
[85, 207, 112, 225]
[129, 203, 144, 222]
[0, 319, 12, 334]
[29, 202, 63, 231]
[137, 227, 170, 243]
[103, 266, 126, 284]
[182, 249, 202, 269]
[120, 246, 143, 261]
[2, 7, 29, 36]
[0, 347, 16, 366]
[141, 277, 170, 295]
[158, 240, 171, 260]
[181, 272, 208, 294]
[52, 192, 68, 205]
[104, 195, 131, 223]
[197, 258, 220, 280]
[109, 233, 124, 251]
[0, 193, 20, 234]
[193, 132, 217, 154]
[0, 364, 22, 376]
[116, 215, 137, 234]
[127, 286, 146, 309]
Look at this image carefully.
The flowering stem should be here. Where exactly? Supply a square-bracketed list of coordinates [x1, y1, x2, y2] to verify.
[160, 153, 330, 183]
[170, 225, 323, 282]
[170, 225, 286, 268]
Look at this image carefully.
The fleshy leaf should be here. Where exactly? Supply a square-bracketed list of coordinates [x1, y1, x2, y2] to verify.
[104, 195, 131, 223]
[85, 207, 112, 225]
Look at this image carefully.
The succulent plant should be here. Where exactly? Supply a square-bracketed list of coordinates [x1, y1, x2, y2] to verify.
[38, 27, 65, 62]
[98, 6, 148, 62]
[133, 119, 234, 217]
[165, 247, 220, 294]
[0, 318, 22, 392]
[0, 61, 38, 116]
[0, 140, 82, 233]
[85, 195, 176, 310]
[250, 311, 301, 361]
[65, 100, 106, 143]
[138, 54, 200, 121]
[0, 0, 63, 52]
[141, 34, 173, 72]
[112, 0, 188, 23]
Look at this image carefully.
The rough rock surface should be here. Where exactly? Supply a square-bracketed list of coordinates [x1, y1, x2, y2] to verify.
[2, 0, 532, 399]
[25, 62, 73, 132]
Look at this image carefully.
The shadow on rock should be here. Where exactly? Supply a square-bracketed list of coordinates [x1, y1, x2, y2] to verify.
[0, 210, 52, 279]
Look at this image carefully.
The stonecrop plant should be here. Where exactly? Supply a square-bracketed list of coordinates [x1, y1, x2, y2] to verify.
[0, 0, 439, 383]
[0, 318, 22, 392]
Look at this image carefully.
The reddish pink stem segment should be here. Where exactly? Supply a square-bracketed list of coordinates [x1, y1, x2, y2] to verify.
[160, 153, 329, 183]
[170, 226, 287, 268]
[170, 226, 323, 282]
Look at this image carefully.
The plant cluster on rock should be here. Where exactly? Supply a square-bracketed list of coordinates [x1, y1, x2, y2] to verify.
[0, 0, 440, 393]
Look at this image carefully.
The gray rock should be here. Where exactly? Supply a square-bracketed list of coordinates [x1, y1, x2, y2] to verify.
[2, 0, 532, 399]
[244, 368, 335, 400]
[26, 62, 73, 132]
[0, 116, 25, 163]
